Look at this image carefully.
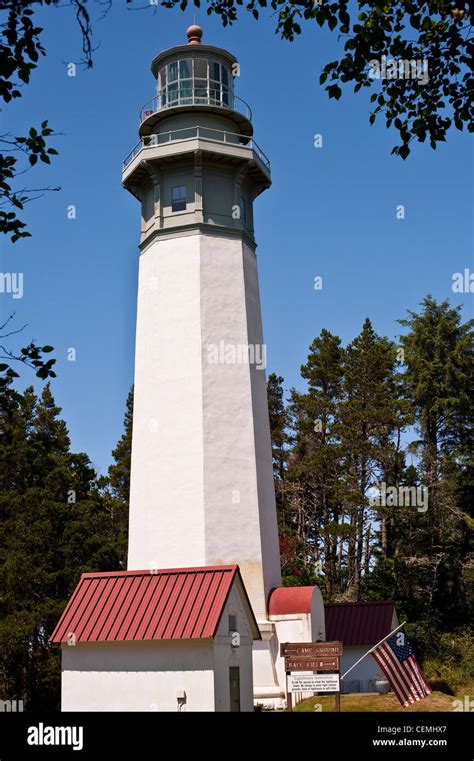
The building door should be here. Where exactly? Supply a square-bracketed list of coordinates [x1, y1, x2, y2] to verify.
[229, 667, 240, 712]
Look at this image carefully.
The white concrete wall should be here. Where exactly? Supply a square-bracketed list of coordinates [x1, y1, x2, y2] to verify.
[340, 646, 380, 693]
[242, 241, 282, 612]
[61, 586, 256, 712]
[128, 233, 205, 571]
[61, 641, 215, 712]
[128, 231, 282, 621]
[213, 586, 254, 711]
[272, 615, 313, 695]
[200, 234, 281, 619]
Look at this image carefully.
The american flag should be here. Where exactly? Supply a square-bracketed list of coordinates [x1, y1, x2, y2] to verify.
[371, 629, 432, 707]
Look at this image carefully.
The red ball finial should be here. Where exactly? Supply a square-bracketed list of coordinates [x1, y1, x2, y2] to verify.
[186, 24, 203, 45]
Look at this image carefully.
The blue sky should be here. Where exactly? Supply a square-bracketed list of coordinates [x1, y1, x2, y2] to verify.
[2, 3, 472, 475]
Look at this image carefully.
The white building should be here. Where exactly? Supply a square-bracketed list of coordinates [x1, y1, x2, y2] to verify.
[52, 24, 326, 710]
[51, 566, 259, 712]
[325, 601, 398, 693]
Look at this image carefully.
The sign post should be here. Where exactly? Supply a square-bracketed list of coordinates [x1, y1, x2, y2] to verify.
[280, 642, 343, 713]
[285, 671, 292, 713]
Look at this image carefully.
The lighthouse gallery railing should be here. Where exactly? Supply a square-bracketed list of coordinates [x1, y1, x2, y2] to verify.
[122, 125, 271, 172]
[140, 90, 252, 124]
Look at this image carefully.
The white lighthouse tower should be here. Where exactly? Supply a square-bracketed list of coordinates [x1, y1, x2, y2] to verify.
[51, 26, 325, 711]
[122, 26, 325, 703]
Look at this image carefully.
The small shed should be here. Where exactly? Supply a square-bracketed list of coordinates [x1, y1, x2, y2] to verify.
[51, 565, 260, 712]
[324, 600, 398, 693]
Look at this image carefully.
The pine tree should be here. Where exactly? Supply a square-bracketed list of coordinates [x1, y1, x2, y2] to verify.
[267, 374, 289, 483]
[395, 297, 473, 631]
[267, 374, 300, 582]
[286, 330, 345, 592]
[108, 386, 133, 504]
[339, 318, 407, 599]
[0, 384, 126, 710]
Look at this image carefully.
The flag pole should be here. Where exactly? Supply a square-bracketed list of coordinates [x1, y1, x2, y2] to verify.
[340, 620, 407, 681]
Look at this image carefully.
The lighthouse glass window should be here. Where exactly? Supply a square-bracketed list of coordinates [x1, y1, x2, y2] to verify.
[158, 59, 232, 109]
[171, 185, 187, 212]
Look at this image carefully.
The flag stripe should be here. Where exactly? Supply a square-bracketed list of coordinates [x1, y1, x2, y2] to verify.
[373, 647, 410, 705]
[370, 629, 432, 707]
[415, 659, 432, 695]
[405, 657, 423, 699]
[411, 657, 432, 696]
[377, 645, 412, 704]
[409, 658, 429, 698]
[380, 643, 415, 703]
[372, 650, 406, 703]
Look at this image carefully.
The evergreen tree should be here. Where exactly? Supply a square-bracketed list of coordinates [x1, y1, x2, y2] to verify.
[286, 330, 345, 592]
[267, 374, 289, 483]
[339, 318, 407, 599]
[108, 386, 133, 504]
[101, 387, 133, 569]
[0, 384, 126, 710]
[394, 297, 473, 631]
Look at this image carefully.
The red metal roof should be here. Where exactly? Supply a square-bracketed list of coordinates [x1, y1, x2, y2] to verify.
[51, 565, 258, 643]
[268, 586, 316, 615]
[324, 601, 395, 647]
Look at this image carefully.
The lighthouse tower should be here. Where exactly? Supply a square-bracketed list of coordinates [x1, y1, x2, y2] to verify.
[122, 27, 324, 703]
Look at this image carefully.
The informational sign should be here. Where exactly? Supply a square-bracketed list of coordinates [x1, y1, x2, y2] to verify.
[282, 642, 343, 711]
[288, 673, 340, 693]
[284, 656, 339, 672]
[280, 641, 343, 658]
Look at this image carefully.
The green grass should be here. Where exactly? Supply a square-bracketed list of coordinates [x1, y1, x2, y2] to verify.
[294, 684, 473, 713]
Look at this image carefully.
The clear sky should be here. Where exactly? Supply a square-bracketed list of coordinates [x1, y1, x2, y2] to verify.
[2, 2, 472, 475]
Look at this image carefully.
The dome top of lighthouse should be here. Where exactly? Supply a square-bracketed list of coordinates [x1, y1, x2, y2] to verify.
[186, 23, 203, 45]
[150, 27, 238, 78]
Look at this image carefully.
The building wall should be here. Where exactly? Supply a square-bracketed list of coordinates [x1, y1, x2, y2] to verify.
[340, 610, 399, 693]
[128, 232, 206, 573]
[200, 234, 282, 619]
[155, 112, 243, 138]
[127, 231, 282, 620]
[213, 586, 255, 711]
[60, 586, 256, 712]
[139, 156, 255, 236]
[61, 641, 215, 712]
[340, 647, 381, 693]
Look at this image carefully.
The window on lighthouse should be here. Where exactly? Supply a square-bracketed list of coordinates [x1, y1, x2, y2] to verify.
[157, 59, 232, 110]
[171, 185, 187, 212]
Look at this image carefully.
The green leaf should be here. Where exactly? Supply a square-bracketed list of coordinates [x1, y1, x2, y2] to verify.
[328, 84, 342, 100]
